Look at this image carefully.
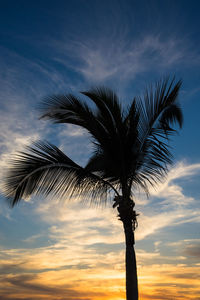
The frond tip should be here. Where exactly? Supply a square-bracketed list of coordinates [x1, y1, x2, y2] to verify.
[2, 141, 111, 207]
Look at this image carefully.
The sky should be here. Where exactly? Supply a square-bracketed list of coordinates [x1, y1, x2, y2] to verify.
[0, 0, 200, 299]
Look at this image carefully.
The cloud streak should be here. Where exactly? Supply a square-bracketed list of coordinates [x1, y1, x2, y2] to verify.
[51, 34, 195, 88]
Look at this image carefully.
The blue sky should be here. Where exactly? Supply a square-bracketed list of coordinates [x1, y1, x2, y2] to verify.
[0, 1, 200, 299]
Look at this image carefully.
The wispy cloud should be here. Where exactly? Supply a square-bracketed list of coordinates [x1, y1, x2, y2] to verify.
[0, 47, 73, 187]
[167, 239, 200, 260]
[51, 34, 194, 87]
[132, 162, 200, 240]
[148, 161, 200, 205]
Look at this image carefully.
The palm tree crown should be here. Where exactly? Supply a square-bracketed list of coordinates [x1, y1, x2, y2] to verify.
[3, 78, 183, 207]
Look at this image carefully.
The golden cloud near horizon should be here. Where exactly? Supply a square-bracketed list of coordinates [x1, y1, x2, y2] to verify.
[0, 244, 199, 300]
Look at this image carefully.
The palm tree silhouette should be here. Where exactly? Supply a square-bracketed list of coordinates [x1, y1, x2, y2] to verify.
[3, 78, 183, 300]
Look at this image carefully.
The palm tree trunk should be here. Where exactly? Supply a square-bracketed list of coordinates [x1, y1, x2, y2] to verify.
[115, 194, 139, 300]
[123, 222, 138, 300]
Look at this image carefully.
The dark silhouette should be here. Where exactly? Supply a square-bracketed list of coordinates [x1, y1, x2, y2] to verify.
[3, 77, 183, 300]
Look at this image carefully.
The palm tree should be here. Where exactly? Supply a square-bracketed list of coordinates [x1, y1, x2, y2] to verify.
[3, 78, 183, 300]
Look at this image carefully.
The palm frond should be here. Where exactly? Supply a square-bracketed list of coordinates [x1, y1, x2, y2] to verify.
[137, 77, 182, 138]
[39, 89, 128, 171]
[81, 87, 124, 135]
[3, 141, 114, 206]
[129, 77, 183, 190]
[123, 98, 140, 159]
[159, 103, 183, 129]
[39, 94, 110, 147]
